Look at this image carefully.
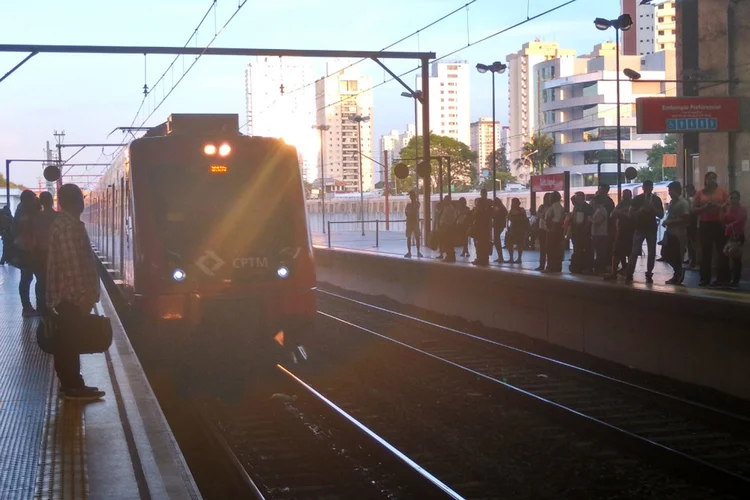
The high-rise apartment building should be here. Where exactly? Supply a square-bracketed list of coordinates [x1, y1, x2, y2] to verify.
[315, 62, 374, 192]
[245, 56, 317, 182]
[470, 117, 500, 173]
[506, 41, 576, 178]
[415, 61, 471, 146]
[533, 42, 675, 185]
[622, 0, 676, 56]
[379, 124, 415, 184]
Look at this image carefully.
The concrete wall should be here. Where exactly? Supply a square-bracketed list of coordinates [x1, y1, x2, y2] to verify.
[315, 247, 750, 401]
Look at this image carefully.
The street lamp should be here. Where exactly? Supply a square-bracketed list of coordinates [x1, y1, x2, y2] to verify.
[348, 114, 370, 236]
[594, 13, 633, 203]
[522, 149, 539, 177]
[312, 124, 331, 233]
[400, 90, 423, 193]
[476, 61, 507, 199]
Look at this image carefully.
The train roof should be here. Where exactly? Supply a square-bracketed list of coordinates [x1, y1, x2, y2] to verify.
[143, 113, 240, 138]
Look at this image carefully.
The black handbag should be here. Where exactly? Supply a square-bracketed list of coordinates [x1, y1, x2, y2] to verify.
[40, 310, 113, 355]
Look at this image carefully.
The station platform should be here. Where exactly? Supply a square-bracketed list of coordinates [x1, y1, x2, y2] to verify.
[312, 230, 750, 302]
[0, 266, 200, 500]
[312, 231, 750, 401]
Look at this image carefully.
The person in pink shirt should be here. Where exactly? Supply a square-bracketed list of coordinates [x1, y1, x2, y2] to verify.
[721, 190, 746, 287]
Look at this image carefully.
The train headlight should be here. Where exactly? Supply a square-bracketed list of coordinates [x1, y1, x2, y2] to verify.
[172, 268, 187, 282]
[277, 266, 289, 279]
[203, 144, 217, 155]
[218, 143, 232, 157]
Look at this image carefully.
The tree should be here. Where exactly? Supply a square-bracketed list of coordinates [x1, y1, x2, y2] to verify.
[399, 134, 478, 193]
[485, 145, 511, 173]
[637, 134, 677, 182]
[0, 174, 26, 190]
[512, 133, 555, 175]
[302, 180, 313, 198]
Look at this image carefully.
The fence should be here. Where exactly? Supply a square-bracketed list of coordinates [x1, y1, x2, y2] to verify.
[324, 219, 423, 249]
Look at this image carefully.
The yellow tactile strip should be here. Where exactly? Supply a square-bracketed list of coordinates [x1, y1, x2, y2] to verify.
[34, 381, 88, 500]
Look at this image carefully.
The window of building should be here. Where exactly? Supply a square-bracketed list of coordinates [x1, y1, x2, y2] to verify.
[447, 74, 458, 78]
[658, 16, 664, 22]
[658, 30, 664, 35]
[661, 43, 665, 49]
[447, 64, 459, 70]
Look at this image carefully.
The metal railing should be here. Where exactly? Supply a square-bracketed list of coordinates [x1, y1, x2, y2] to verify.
[326, 219, 422, 249]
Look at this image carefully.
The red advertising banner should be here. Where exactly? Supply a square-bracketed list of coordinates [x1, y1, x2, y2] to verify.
[531, 173, 565, 192]
[636, 97, 741, 134]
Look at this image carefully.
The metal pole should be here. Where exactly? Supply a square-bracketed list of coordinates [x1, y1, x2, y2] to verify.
[491, 70, 497, 199]
[327, 221, 331, 248]
[421, 58, 431, 241]
[358, 121, 364, 237]
[446, 157, 452, 194]
[615, 28, 622, 204]
[376, 220, 379, 248]
[414, 96, 419, 194]
[438, 157, 443, 201]
[4, 160, 10, 207]
[320, 127, 326, 234]
[384, 150, 390, 230]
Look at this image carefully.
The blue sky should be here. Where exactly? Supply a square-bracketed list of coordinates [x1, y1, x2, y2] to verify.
[0, 0, 619, 186]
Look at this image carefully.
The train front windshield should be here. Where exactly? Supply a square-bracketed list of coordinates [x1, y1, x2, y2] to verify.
[148, 157, 303, 282]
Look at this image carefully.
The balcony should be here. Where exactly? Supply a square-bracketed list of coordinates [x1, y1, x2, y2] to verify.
[553, 138, 663, 154]
[540, 94, 605, 112]
[544, 116, 637, 134]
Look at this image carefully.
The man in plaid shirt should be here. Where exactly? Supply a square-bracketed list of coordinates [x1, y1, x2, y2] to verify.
[46, 184, 105, 400]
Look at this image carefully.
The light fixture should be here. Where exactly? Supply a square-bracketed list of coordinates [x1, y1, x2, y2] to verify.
[277, 266, 289, 279]
[594, 17, 611, 30]
[203, 144, 217, 155]
[218, 143, 232, 157]
[172, 268, 186, 282]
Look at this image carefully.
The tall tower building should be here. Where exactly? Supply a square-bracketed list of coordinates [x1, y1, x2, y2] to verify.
[245, 56, 317, 182]
[505, 41, 576, 172]
[622, 0, 676, 56]
[315, 62, 374, 192]
[416, 61, 471, 146]
[470, 117, 500, 173]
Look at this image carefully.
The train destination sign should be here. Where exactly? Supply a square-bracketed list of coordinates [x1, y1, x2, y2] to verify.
[636, 97, 741, 134]
[531, 173, 565, 192]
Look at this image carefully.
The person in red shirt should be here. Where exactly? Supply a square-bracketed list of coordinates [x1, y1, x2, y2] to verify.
[721, 190, 746, 287]
[692, 171, 730, 286]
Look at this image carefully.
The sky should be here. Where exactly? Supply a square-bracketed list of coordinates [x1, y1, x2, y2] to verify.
[0, 0, 620, 187]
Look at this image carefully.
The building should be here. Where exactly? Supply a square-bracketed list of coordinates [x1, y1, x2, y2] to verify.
[415, 61, 471, 146]
[470, 117, 501, 173]
[379, 124, 415, 184]
[622, 0, 676, 56]
[533, 42, 676, 186]
[506, 41, 577, 180]
[245, 56, 317, 182]
[315, 62, 374, 192]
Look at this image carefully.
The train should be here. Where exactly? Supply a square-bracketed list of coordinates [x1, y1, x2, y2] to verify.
[85, 114, 316, 357]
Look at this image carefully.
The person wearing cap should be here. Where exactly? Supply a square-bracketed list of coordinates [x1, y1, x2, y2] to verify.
[626, 180, 664, 284]
[662, 181, 690, 285]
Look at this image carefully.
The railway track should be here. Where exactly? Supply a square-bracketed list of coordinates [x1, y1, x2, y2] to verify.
[317, 289, 750, 496]
[208, 364, 462, 499]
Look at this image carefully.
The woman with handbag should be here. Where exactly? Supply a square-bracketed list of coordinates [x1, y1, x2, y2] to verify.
[721, 191, 747, 288]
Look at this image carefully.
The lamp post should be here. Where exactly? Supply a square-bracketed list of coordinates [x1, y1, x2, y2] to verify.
[400, 90, 423, 193]
[476, 61, 507, 200]
[348, 114, 370, 236]
[522, 149, 539, 178]
[311, 124, 331, 233]
[594, 14, 633, 203]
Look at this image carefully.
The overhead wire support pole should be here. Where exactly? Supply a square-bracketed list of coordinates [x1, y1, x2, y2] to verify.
[370, 58, 423, 102]
[0, 51, 37, 84]
[420, 57, 432, 242]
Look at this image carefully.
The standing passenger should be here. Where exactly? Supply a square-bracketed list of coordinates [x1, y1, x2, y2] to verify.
[662, 182, 690, 285]
[693, 172, 730, 286]
[404, 190, 423, 258]
[456, 198, 471, 257]
[32, 192, 58, 315]
[721, 191, 746, 288]
[626, 180, 664, 284]
[536, 193, 551, 271]
[440, 197, 457, 263]
[0, 205, 11, 265]
[472, 189, 492, 266]
[544, 191, 565, 273]
[14, 190, 40, 316]
[493, 198, 508, 263]
[604, 189, 634, 280]
[506, 198, 529, 264]
[570, 192, 594, 274]
[684, 184, 699, 269]
[46, 184, 105, 400]
[591, 199, 609, 275]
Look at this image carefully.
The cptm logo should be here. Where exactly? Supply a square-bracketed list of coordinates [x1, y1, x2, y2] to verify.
[195, 251, 225, 277]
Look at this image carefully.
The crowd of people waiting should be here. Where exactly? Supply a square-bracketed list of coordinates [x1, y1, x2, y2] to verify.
[404, 171, 746, 288]
[1, 186, 106, 400]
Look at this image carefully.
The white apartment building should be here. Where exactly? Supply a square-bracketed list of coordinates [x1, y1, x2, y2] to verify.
[534, 42, 675, 186]
[506, 42, 577, 180]
[623, 0, 676, 56]
[245, 56, 317, 182]
[379, 124, 415, 184]
[415, 61, 471, 146]
[470, 117, 500, 173]
[315, 63, 374, 192]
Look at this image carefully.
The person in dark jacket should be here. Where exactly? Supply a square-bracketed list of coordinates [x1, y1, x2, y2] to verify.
[626, 180, 664, 284]
[569, 192, 594, 274]
[472, 189, 493, 266]
[14, 190, 40, 316]
[32, 192, 58, 315]
[492, 198, 508, 263]
[506, 198, 529, 264]
[0, 205, 12, 265]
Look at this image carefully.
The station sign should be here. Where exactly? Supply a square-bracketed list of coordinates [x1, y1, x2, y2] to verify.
[530, 173, 565, 192]
[636, 97, 741, 134]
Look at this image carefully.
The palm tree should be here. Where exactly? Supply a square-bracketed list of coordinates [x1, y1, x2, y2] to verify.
[513, 133, 555, 174]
